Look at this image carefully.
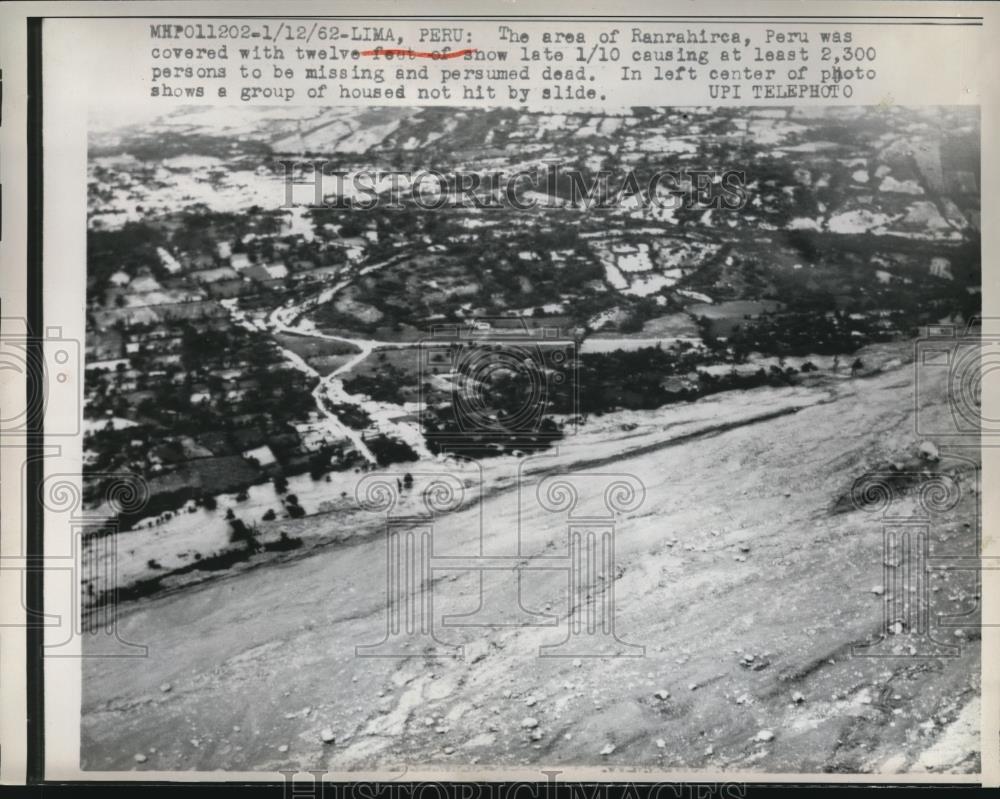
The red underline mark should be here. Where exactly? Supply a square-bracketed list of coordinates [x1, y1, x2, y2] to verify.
[358, 48, 476, 60]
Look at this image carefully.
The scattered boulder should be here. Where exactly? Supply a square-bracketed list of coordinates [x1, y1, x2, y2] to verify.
[320, 728, 335, 744]
[739, 653, 770, 671]
[521, 717, 539, 729]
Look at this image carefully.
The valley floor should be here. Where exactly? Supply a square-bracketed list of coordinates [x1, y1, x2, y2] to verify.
[81, 341, 982, 777]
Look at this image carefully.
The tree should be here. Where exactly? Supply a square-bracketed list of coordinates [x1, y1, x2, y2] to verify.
[229, 517, 260, 552]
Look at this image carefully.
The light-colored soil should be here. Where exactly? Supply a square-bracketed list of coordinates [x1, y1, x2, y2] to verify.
[82, 341, 982, 777]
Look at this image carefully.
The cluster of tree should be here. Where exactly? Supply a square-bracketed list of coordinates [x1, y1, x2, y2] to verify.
[423, 407, 563, 459]
[723, 312, 889, 358]
[366, 435, 419, 467]
[343, 366, 408, 405]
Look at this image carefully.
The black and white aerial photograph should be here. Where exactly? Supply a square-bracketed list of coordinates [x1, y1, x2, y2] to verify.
[80, 105, 982, 775]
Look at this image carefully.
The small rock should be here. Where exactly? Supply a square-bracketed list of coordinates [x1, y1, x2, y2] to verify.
[600, 743, 616, 756]
[738, 544, 751, 553]
[754, 730, 775, 743]
[443, 746, 455, 755]
[655, 738, 666, 749]
[740, 653, 770, 671]
[871, 586, 885, 596]
[277, 744, 289, 753]
[688, 683, 698, 691]
[159, 683, 172, 693]
[881, 753, 908, 772]
[572, 658, 582, 668]
[705, 745, 714, 756]
[525, 696, 537, 707]
[466, 641, 489, 664]
[232, 726, 241, 732]
[530, 730, 543, 741]
[320, 728, 335, 744]
[521, 717, 539, 729]
[133, 753, 147, 764]
[791, 691, 805, 704]
[918, 441, 940, 462]
[655, 689, 670, 700]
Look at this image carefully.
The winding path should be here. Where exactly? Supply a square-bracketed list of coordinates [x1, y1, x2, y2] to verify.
[225, 252, 433, 465]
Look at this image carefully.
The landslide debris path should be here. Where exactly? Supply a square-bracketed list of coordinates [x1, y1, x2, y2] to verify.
[82, 351, 981, 776]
